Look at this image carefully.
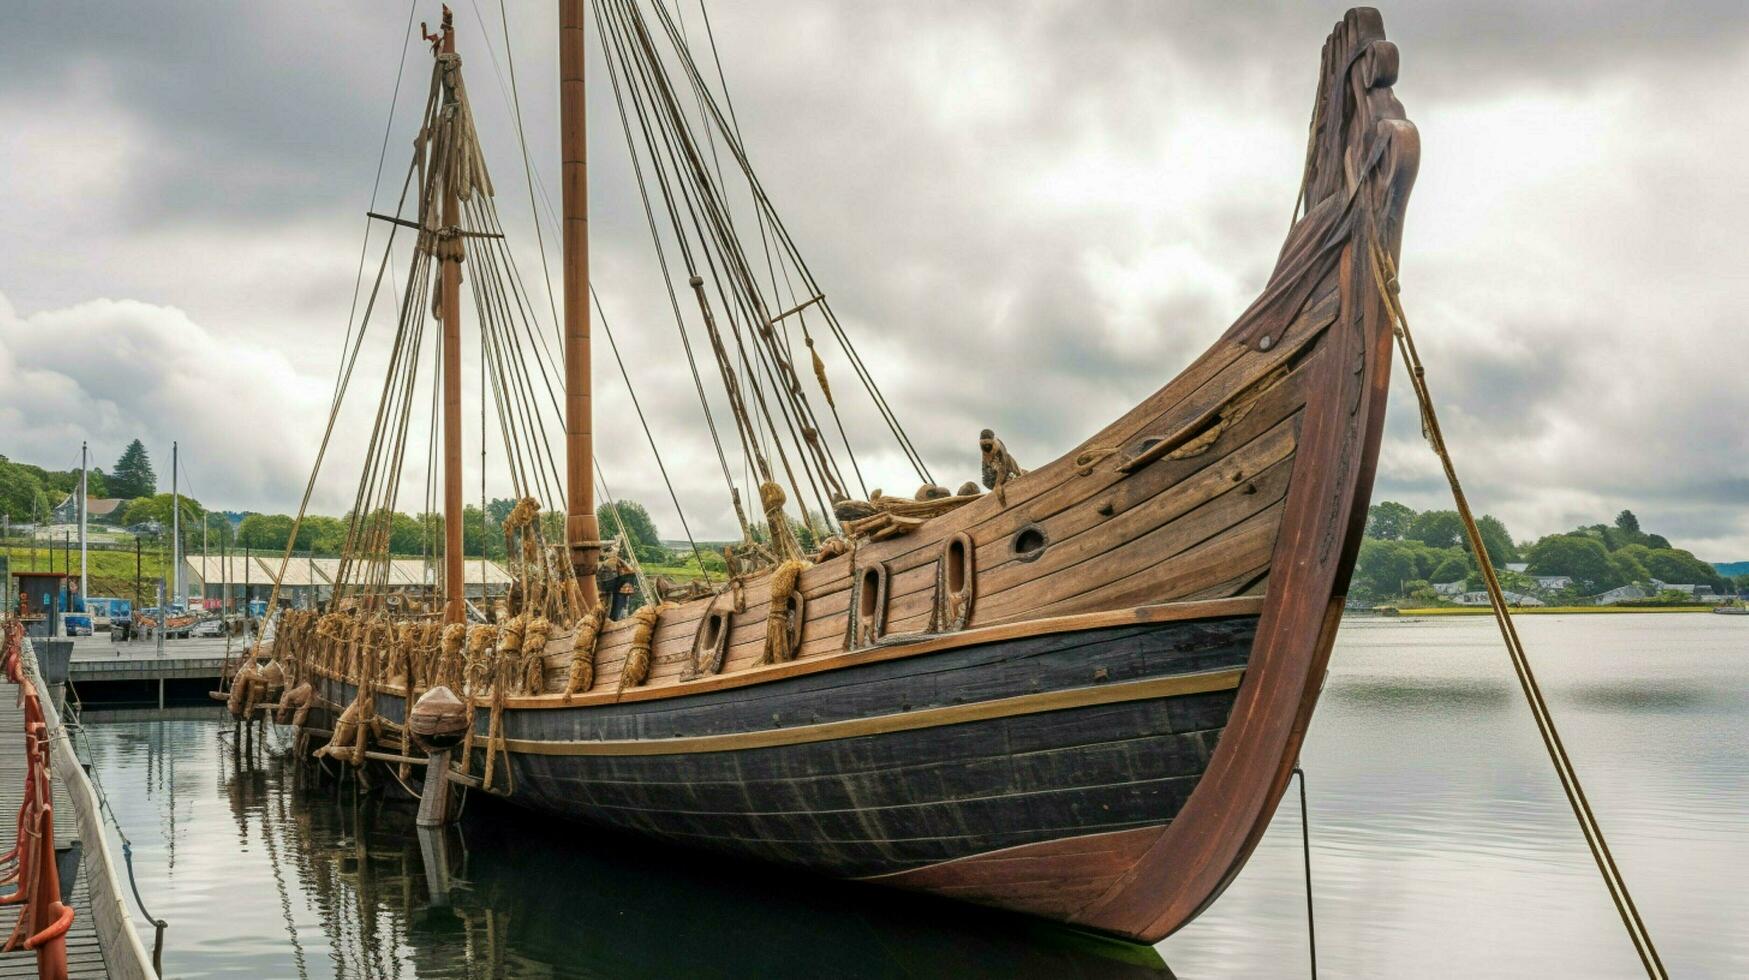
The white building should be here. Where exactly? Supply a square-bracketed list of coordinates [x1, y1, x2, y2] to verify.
[183, 555, 513, 610]
[1593, 584, 1648, 605]
[1452, 590, 1545, 607]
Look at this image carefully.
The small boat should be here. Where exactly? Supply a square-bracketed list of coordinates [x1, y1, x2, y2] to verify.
[251, 5, 1418, 942]
[134, 607, 198, 635]
[1713, 603, 1749, 616]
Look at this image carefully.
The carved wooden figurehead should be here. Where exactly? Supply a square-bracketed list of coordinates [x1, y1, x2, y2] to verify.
[1226, 7, 1420, 355]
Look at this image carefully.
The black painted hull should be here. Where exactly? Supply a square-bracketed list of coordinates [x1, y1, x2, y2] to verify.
[323, 614, 1254, 879]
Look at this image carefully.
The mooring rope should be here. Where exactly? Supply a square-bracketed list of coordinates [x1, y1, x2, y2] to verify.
[1365, 225, 1667, 979]
[56, 649, 168, 970]
[1292, 765, 1317, 979]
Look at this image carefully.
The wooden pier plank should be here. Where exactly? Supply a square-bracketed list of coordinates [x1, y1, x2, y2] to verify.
[0, 681, 111, 978]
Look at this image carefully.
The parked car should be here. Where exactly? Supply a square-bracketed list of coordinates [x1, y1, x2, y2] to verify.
[191, 619, 225, 638]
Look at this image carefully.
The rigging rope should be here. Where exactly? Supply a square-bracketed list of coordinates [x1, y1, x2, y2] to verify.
[645, 0, 932, 485]
[336, 0, 422, 409]
[592, 288, 713, 580]
[597, 0, 934, 543]
[1365, 217, 1667, 980]
[492, 0, 721, 578]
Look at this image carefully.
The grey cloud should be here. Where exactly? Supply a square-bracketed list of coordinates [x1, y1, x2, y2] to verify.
[3, 2, 1747, 557]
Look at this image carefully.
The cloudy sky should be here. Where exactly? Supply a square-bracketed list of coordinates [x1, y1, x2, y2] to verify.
[2, 2, 1745, 559]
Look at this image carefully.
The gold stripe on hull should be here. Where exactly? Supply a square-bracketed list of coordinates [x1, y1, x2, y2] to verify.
[500, 666, 1245, 757]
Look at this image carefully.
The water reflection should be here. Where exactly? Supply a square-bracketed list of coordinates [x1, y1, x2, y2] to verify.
[1562, 682, 1716, 713]
[79, 710, 1170, 979]
[1327, 677, 1515, 710]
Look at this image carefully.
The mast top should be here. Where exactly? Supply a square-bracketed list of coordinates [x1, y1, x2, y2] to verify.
[421, 5, 454, 54]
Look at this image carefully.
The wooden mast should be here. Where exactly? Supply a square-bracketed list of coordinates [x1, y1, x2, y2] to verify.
[561, 0, 601, 604]
[436, 9, 466, 624]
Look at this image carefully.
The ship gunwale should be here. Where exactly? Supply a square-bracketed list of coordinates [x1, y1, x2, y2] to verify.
[299, 595, 1263, 709]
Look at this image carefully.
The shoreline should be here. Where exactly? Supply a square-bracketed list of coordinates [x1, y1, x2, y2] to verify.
[1384, 605, 1721, 616]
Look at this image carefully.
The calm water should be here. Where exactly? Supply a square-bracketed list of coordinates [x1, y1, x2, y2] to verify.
[75, 615, 1748, 978]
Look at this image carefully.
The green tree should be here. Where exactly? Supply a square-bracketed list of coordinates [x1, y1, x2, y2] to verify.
[1429, 555, 1471, 583]
[599, 500, 669, 565]
[40, 469, 78, 495]
[121, 493, 204, 529]
[1473, 515, 1519, 566]
[1609, 548, 1649, 585]
[85, 469, 109, 500]
[1365, 501, 1417, 541]
[486, 498, 517, 526]
[1526, 534, 1623, 592]
[1614, 509, 1641, 535]
[539, 510, 565, 544]
[0, 459, 50, 523]
[238, 513, 295, 552]
[1406, 510, 1465, 549]
[299, 515, 345, 554]
[109, 440, 157, 499]
[462, 505, 511, 558]
[1641, 548, 1726, 591]
[391, 512, 432, 556]
[1354, 538, 1428, 598]
[462, 505, 485, 557]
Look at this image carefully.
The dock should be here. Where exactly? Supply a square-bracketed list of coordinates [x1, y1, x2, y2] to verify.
[66, 636, 232, 708]
[0, 630, 155, 979]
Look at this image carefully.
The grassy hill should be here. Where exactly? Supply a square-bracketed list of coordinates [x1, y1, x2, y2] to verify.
[1, 543, 170, 603]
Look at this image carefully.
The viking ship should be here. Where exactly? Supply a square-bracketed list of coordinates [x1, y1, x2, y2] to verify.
[240, 4, 1418, 943]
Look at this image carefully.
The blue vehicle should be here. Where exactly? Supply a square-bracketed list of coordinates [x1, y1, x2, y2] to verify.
[81, 597, 132, 632]
[81, 595, 132, 630]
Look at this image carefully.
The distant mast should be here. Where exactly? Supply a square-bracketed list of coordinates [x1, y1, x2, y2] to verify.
[171, 440, 180, 608]
[78, 441, 88, 604]
[560, 0, 601, 604]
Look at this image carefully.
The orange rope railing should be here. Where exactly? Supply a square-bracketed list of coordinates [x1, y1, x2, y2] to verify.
[0, 620, 72, 980]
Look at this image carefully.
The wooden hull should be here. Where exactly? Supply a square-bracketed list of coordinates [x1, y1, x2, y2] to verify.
[326, 611, 1253, 876]
[286, 8, 1418, 945]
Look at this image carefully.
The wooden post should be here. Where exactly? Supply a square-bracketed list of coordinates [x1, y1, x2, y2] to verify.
[415, 824, 454, 905]
[438, 11, 468, 625]
[416, 748, 454, 828]
[560, 0, 601, 603]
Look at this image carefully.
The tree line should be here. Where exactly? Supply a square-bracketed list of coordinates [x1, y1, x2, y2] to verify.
[1, 443, 693, 570]
[0, 439, 158, 524]
[220, 499, 676, 564]
[1355, 503, 1735, 601]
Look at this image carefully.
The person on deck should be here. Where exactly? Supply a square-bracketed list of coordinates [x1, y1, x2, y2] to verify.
[597, 543, 637, 621]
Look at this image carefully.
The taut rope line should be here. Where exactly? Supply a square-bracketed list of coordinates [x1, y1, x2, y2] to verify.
[1365, 221, 1667, 980]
